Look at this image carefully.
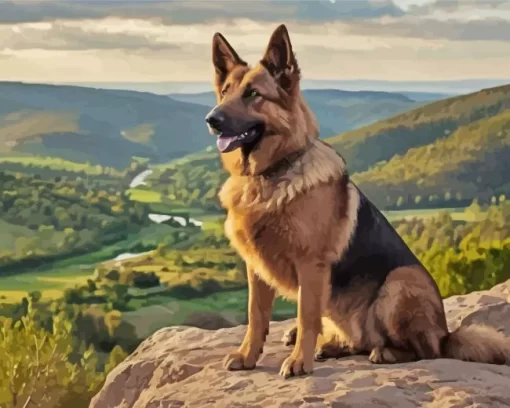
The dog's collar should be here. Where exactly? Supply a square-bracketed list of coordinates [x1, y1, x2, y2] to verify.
[260, 144, 311, 179]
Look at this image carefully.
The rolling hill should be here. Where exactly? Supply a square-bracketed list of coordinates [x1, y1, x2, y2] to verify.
[145, 84, 510, 210]
[327, 84, 510, 173]
[168, 89, 427, 138]
[352, 110, 510, 208]
[0, 82, 211, 169]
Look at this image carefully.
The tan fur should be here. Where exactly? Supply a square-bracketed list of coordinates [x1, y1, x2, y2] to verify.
[370, 265, 448, 359]
[278, 259, 330, 377]
[223, 266, 275, 370]
[219, 140, 345, 212]
[223, 178, 350, 300]
[212, 24, 510, 378]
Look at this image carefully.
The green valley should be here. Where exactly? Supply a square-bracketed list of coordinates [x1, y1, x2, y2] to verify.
[1, 81, 510, 407]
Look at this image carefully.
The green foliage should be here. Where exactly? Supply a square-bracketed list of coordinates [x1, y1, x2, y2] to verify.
[131, 271, 160, 289]
[353, 110, 510, 209]
[0, 170, 150, 270]
[0, 300, 123, 408]
[145, 153, 226, 211]
[395, 201, 510, 297]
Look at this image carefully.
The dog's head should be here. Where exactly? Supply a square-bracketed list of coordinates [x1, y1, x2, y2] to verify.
[205, 24, 318, 176]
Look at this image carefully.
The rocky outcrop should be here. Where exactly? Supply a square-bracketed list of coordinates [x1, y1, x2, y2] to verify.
[91, 281, 510, 408]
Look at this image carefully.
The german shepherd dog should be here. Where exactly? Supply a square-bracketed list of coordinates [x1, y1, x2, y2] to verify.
[204, 24, 510, 378]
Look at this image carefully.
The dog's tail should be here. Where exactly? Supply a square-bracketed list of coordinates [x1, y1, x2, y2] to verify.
[442, 324, 510, 364]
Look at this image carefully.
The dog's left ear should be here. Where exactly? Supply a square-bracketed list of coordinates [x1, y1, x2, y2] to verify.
[260, 24, 300, 93]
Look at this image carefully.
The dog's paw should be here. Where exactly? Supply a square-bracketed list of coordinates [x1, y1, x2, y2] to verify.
[369, 347, 396, 364]
[223, 351, 256, 371]
[282, 326, 297, 347]
[279, 354, 313, 379]
[368, 347, 383, 364]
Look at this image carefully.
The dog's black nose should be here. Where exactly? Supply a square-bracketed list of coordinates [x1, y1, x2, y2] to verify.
[205, 109, 225, 132]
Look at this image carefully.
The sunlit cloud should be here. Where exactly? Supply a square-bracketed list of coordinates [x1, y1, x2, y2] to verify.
[0, 0, 509, 82]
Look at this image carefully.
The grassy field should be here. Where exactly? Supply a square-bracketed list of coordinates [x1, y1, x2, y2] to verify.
[125, 188, 163, 203]
[0, 224, 178, 301]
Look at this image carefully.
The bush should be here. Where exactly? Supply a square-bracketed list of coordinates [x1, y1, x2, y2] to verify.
[167, 284, 201, 299]
[132, 271, 160, 289]
[105, 269, 120, 281]
[0, 301, 117, 408]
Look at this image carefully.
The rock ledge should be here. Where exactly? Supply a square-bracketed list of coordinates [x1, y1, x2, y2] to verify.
[91, 281, 510, 408]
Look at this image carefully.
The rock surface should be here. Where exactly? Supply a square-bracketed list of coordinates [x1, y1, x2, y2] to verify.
[91, 281, 510, 408]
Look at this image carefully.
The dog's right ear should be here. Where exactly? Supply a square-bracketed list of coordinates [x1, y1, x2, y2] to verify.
[212, 33, 246, 90]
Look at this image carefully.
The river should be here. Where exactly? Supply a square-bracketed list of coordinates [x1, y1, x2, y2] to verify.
[130, 168, 203, 228]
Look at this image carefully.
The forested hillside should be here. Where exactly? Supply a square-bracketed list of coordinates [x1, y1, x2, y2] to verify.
[354, 110, 510, 208]
[327, 84, 510, 173]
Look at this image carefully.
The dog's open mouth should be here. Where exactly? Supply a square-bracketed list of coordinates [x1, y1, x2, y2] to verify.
[216, 123, 265, 153]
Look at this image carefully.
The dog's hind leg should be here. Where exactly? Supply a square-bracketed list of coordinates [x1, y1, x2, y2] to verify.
[370, 265, 448, 364]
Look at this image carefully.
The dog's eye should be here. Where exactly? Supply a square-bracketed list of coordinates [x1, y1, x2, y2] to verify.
[244, 89, 261, 99]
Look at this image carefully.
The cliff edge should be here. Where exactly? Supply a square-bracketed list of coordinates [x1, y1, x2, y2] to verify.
[91, 280, 510, 408]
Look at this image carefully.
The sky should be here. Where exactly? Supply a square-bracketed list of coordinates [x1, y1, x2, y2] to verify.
[1, 0, 510, 86]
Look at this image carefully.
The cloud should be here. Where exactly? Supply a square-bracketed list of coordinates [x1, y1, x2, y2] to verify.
[2, 17, 510, 83]
[347, 17, 510, 42]
[1, 20, 181, 51]
[0, 0, 404, 24]
[1, 0, 509, 83]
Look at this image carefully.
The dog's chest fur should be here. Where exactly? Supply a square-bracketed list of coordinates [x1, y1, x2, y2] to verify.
[224, 197, 323, 297]
[219, 141, 353, 298]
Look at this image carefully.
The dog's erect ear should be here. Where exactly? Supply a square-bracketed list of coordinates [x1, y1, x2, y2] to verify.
[212, 32, 246, 89]
[260, 24, 300, 93]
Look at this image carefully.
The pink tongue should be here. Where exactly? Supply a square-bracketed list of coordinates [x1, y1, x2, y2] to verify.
[216, 136, 236, 152]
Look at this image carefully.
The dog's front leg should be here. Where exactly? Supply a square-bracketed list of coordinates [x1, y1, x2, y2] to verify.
[280, 260, 329, 378]
[223, 265, 275, 370]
